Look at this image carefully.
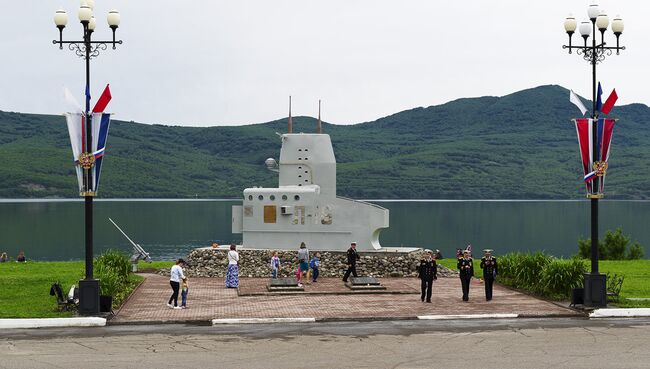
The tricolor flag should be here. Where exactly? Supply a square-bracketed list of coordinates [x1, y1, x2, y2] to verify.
[574, 118, 616, 194]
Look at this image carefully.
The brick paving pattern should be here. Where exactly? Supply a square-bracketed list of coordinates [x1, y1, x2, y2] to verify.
[112, 274, 580, 323]
[238, 277, 420, 295]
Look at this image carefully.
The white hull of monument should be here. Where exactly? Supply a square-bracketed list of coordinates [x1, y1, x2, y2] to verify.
[232, 132, 389, 251]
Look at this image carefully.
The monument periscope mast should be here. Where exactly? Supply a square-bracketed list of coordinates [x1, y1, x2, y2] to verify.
[232, 98, 389, 251]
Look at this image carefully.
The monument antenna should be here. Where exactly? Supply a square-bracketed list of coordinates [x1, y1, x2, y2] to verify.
[317, 99, 322, 134]
[288, 95, 293, 133]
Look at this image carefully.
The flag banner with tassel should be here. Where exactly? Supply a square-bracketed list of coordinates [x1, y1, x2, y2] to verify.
[573, 118, 616, 194]
[64, 112, 112, 194]
[64, 84, 112, 195]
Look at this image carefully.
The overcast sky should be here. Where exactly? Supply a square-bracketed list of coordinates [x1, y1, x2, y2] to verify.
[1, 1, 648, 127]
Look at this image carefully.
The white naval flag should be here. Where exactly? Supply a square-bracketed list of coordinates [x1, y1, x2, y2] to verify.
[569, 89, 588, 116]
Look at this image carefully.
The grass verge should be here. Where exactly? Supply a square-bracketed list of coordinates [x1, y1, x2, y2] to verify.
[0, 261, 148, 318]
[600, 260, 650, 308]
[136, 260, 174, 273]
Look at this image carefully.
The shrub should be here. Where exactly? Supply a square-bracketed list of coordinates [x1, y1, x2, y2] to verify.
[577, 228, 644, 260]
[498, 252, 552, 293]
[94, 249, 130, 282]
[627, 243, 644, 260]
[498, 251, 585, 300]
[538, 258, 587, 299]
[92, 249, 132, 297]
[95, 265, 122, 297]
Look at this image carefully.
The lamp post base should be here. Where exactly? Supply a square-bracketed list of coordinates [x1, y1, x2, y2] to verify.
[584, 273, 607, 308]
[78, 279, 100, 315]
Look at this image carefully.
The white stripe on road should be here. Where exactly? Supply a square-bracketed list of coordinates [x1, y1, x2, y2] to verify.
[590, 308, 650, 318]
[212, 318, 316, 325]
[417, 314, 518, 320]
[0, 317, 106, 329]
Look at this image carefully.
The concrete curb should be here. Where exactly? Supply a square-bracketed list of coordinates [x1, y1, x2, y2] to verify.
[212, 318, 316, 325]
[417, 313, 518, 320]
[0, 317, 106, 329]
[590, 308, 650, 318]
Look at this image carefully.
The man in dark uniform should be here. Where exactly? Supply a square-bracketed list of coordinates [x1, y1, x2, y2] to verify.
[480, 249, 498, 301]
[342, 241, 360, 282]
[418, 249, 438, 303]
[457, 249, 474, 302]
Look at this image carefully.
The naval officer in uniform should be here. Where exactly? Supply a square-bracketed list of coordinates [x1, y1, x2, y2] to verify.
[457, 249, 474, 302]
[342, 242, 360, 282]
[480, 249, 498, 301]
[418, 249, 438, 303]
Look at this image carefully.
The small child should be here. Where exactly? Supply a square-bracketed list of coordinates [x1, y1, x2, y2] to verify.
[296, 267, 303, 287]
[270, 251, 280, 279]
[181, 277, 189, 309]
[310, 253, 320, 283]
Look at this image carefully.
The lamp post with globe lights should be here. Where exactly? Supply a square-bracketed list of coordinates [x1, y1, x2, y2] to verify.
[53, 0, 122, 315]
[563, 3, 624, 307]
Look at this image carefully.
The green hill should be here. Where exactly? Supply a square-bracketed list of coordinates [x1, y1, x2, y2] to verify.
[1, 85, 648, 199]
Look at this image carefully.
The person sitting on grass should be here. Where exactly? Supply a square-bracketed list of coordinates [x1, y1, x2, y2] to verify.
[0, 252, 7, 263]
[16, 250, 26, 263]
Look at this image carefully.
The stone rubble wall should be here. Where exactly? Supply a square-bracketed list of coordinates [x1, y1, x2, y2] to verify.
[159, 248, 459, 278]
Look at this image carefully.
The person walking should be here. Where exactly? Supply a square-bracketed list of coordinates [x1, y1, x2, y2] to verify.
[418, 249, 438, 303]
[225, 244, 240, 288]
[480, 249, 498, 301]
[310, 253, 321, 283]
[457, 249, 474, 302]
[270, 251, 280, 279]
[342, 241, 360, 282]
[167, 258, 186, 309]
[297, 242, 310, 284]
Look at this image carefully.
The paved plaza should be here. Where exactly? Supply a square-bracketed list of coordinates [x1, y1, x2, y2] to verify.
[112, 274, 580, 324]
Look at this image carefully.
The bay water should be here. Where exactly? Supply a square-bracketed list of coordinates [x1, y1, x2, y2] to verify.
[0, 199, 648, 261]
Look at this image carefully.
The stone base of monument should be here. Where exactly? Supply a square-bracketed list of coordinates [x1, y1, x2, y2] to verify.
[346, 276, 386, 290]
[267, 277, 304, 292]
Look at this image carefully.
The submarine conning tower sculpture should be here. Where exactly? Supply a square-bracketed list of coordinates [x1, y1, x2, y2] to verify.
[231, 99, 389, 251]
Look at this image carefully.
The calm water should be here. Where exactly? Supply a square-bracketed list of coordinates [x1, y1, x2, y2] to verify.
[0, 199, 648, 261]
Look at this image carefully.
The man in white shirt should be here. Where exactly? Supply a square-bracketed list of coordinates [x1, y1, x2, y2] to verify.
[168, 258, 186, 309]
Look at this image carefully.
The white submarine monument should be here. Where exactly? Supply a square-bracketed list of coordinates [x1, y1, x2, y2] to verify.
[231, 100, 389, 251]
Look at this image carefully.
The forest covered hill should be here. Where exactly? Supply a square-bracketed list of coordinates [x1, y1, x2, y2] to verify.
[1, 85, 648, 199]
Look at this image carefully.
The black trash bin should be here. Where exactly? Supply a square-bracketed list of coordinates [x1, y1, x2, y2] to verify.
[571, 288, 584, 306]
[99, 295, 113, 312]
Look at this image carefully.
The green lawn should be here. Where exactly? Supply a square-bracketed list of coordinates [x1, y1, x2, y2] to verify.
[0, 261, 83, 318]
[137, 260, 174, 272]
[438, 258, 483, 278]
[600, 260, 650, 308]
[0, 261, 151, 318]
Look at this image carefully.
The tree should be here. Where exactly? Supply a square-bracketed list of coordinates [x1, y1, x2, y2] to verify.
[577, 227, 644, 260]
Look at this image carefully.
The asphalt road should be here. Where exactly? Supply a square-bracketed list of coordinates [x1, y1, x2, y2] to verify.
[2, 318, 650, 369]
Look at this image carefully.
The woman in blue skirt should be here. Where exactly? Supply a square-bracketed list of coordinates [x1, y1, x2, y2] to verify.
[225, 244, 240, 288]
